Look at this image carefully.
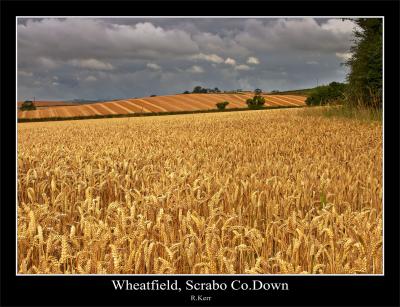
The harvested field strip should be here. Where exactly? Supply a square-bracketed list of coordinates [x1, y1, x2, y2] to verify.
[175, 95, 214, 109]
[269, 96, 304, 106]
[133, 99, 168, 112]
[89, 104, 112, 116]
[113, 101, 138, 113]
[156, 96, 199, 111]
[47, 108, 57, 118]
[92, 103, 116, 115]
[83, 104, 105, 116]
[263, 98, 285, 107]
[263, 97, 290, 106]
[95, 103, 119, 115]
[71, 106, 90, 116]
[164, 96, 204, 111]
[271, 96, 305, 106]
[36, 110, 47, 119]
[190, 94, 226, 107]
[225, 95, 248, 106]
[123, 99, 154, 113]
[284, 95, 307, 103]
[23, 111, 34, 119]
[104, 102, 134, 114]
[241, 93, 255, 99]
[59, 107, 75, 117]
[190, 96, 224, 108]
[228, 96, 248, 107]
[23, 111, 32, 119]
[211, 94, 245, 108]
[140, 98, 183, 112]
[151, 96, 192, 110]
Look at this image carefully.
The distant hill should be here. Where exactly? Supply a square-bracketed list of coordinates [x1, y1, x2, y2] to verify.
[18, 93, 306, 120]
[17, 101, 80, 108]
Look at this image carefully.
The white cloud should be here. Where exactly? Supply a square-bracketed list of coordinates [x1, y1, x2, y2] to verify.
[38, 57, 59, 69]
[187, 65, 204, 73]
[247, 56, 260, 64]
[235, 18, 355, 53]
[225, 57, 236, 65]
[147, 63, 161, 70]
[70, 58, 114, 70]
[235, 64, 251, 71]
[335, 52, 352, 61]
[190, 53, 224, 63]
[321, 19, 355, 34]
[85, 75, 97, 82]
[18, 71, 33, 77]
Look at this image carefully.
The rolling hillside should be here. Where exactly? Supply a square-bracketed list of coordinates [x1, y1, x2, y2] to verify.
[17, 93, 307, 120]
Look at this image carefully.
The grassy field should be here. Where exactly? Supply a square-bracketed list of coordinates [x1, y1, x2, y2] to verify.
[17, 108, 382, 274]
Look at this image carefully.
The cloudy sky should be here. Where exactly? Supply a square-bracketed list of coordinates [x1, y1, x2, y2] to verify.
[17, 17, 356, 101]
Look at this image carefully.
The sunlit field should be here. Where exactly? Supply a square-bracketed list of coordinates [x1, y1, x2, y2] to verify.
[17, 109, 382, 274]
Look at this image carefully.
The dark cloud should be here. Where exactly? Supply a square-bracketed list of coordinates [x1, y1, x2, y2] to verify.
[17, 17, 358, 100]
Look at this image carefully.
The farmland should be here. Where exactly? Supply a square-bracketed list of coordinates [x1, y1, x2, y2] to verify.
[17, 93, 306, 120]
[17, 108, 382, 274]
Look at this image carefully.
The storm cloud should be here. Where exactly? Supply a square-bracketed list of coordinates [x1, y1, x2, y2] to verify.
[17, 17, 357, 101]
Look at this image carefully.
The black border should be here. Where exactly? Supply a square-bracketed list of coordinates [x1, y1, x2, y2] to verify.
[1, 1, 399, 306]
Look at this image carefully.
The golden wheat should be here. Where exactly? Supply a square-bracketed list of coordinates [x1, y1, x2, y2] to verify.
[17, 108, 383, 274]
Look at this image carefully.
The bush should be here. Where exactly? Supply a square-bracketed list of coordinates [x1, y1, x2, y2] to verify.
[246, 95, 265, 109]
[20, 100, 36, 111]
[216, 101, 229, 110]
[305, 82, 347, 106]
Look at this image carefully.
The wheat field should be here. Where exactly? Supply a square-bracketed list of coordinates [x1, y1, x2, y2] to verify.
[17, 93, 306, 119]
[17, 108, 383, 274]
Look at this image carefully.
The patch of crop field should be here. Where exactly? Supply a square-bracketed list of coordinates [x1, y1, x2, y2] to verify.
[17, 108, 382, 274]
[17, 94, 307, 120]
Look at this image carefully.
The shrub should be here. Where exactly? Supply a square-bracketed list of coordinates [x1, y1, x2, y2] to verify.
[305, 82, 347, 106]
[216, 101, 229, 110]
[246, 95, 265, 109]
[20, 100, 36, 111]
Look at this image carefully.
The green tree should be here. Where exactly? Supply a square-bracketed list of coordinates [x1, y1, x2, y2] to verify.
[193, 86, 203, 93]
[305, 82, 347, 106]
[345, 18, 382, 108]
[216, 101, 229, 110]
[20, 100, 36, 111]
[254, 88, 262, 95]
[246, 95, 265, 109]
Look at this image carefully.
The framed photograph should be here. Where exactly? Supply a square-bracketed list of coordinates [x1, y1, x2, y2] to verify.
[1, 1, 399, 306]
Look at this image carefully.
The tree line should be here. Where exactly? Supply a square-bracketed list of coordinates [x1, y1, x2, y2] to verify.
[306, 18, 382, 109]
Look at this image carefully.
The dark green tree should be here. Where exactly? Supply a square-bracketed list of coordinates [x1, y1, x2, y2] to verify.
[254, 88, 262, 95]
[20, 100, 36, 111]
[216, 101, 229, 110]
[246, 95, 265, 109]
[305, 82, 347, 106]
[345, 18, 382, 108]
[193, 86, 203, 93]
